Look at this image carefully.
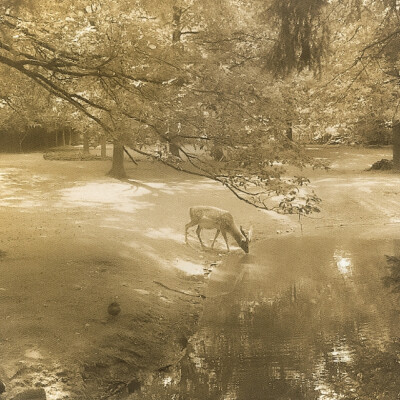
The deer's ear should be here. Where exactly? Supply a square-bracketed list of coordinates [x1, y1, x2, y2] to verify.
[248, 227, 253, 242]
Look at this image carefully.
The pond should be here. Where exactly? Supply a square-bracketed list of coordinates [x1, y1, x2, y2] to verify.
[143, 237, 400, 399]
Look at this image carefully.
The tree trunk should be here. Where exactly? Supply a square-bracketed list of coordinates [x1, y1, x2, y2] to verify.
[393, 122, 400, 171]
[107, 141, 127, 178]
[101, 136, 107, 158]
[83, 132, 90, 154]
[286, 122, 293, 141]
[62, 129, 66, 146]
[172, 6, 182, 43]
[169, 142, 180, 157]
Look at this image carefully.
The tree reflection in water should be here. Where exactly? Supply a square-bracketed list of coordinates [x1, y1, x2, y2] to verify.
[141, 239, 400, 399]
[383, 255, 400, 295]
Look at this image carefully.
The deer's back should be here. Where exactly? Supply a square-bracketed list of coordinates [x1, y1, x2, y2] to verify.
[189, 206, 234, 229]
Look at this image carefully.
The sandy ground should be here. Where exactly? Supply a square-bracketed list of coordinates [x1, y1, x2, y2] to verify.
[0, 146, 399, 399]
[300, 146, 400, 239]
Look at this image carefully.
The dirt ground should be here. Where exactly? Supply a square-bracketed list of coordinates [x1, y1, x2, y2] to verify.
[0, 146, 399, 399]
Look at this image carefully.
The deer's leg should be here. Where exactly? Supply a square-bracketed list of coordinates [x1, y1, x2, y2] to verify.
[211, 229, 220, 249]
[221, 230, 230, 252]
[185, 220, 198, 243]
[196, 225, 205, 248]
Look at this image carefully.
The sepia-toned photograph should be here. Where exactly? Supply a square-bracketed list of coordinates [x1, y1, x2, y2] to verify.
[0, 0, 399, 399]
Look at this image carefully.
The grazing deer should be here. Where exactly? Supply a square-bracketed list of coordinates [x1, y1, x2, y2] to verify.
[185, 206, 252, 253]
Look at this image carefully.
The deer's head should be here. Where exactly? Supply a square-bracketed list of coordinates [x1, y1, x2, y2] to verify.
[239, 226, 253, 253]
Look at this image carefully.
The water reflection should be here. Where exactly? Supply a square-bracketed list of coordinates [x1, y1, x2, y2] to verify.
[383, 255, 400, 295]
[141, 238, 400, 399]
[333, 251, 353, 277]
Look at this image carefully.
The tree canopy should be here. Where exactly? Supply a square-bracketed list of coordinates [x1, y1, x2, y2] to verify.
[0, 0, 398, 212]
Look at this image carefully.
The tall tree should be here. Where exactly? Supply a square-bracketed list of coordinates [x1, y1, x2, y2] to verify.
[0, 0, 330, 212]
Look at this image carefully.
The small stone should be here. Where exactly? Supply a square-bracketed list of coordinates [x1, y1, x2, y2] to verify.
[178, 336, 189, 349]
[107, 302, 121, 316]
[127, 379, 141, 394]
[12, 388, 46, 400]
[0, 380, 5, 394]
[24, 349, 43, 359]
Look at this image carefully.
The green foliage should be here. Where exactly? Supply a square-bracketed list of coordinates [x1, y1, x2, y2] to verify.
[1, 0, 398, 210]
[355, 119, 392, 145]
[283, 0, 400, 145]
[267, 0, 329, 76]
[279, 190, 321, 216]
